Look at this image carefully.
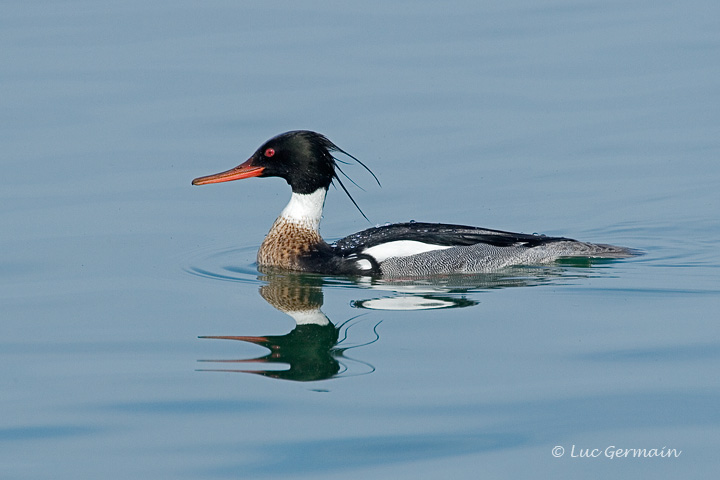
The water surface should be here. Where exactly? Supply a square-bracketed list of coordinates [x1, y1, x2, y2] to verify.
[2, 1, 719, 479]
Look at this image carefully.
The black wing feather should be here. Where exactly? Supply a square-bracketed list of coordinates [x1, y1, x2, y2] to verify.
[332, 222, 573, 255]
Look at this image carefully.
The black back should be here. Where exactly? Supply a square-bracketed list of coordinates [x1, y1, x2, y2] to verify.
[333, 222, 574, 255]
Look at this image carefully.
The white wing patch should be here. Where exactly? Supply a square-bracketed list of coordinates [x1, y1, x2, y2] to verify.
[355, 258, 373, 270]
[362, 240, 452, 263]
[358, 297, 458, 311]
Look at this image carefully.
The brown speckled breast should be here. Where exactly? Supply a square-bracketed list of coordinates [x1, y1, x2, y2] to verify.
[259, 273, 323, 311]
[257, 217, 326, 270]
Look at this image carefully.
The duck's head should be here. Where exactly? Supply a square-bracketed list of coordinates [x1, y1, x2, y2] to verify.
[193, 130, 366, 194]
[192, 130, 379, 218]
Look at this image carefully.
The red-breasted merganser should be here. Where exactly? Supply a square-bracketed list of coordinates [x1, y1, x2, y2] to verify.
[192, 130, 634, 276]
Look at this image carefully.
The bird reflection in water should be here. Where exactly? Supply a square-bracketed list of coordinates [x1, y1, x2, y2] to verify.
[198, 270, 379, 382]
[197, 264, 600, 381]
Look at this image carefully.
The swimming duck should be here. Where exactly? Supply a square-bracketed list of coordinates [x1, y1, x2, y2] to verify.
[192, 130, 633, 276]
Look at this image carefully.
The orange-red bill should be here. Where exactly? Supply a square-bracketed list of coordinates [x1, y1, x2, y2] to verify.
[192, 158, 264, 185]
[198, 335, 269, 343]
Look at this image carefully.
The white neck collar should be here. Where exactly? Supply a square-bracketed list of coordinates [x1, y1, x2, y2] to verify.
[279, 188, 327, 231]
[286, 309, 330, 326]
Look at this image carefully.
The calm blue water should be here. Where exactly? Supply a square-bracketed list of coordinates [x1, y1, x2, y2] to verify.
[2, 1, 719, 478]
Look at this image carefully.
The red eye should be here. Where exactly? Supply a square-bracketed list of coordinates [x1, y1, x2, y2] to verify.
[264, 148, 275, 157]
